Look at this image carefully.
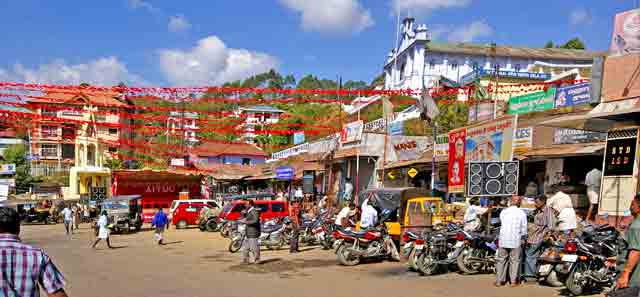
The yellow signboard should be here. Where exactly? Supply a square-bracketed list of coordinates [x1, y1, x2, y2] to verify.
[408, 168, 418, 178]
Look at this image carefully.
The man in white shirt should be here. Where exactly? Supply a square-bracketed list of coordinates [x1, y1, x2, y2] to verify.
[335, 203, 356, 227]
[343, 178, 354, 202]
[464, 198, 488, 232]
[294, 187, 304, 201]
[585, 168, 602, 221]
[496, 196, 528, 287]
[360, 200, 378, 229]
[61, 206, 73, 237]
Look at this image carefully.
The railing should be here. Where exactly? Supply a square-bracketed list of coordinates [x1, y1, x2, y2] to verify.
[30, 163, 72, 177]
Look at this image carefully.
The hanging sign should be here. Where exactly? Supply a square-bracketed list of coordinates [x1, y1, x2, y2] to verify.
[275, 166, 295, 180]
[465, 116, 515, 161]
[603, 137, 637, 176]
[508, 88, 556, 114]
[554, 128, 606, 144]
[448, 128, 467, 193]
[555, 83, 591, 108]
[340, 120, 364, 143]
[434, 134, 449, 157]
[407, 168, 418, 178]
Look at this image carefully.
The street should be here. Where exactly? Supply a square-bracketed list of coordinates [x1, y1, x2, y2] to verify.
[20, 223, 586, 297]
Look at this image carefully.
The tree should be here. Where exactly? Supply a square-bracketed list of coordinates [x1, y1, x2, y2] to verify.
[544, 41, 554, 48]
[370, 73, 386, 88]
[3, 144, 39, 193]
[560, 38, 586, 50]
[104, 158, 124, 170]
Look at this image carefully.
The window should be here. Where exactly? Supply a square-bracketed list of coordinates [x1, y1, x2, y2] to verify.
[450, 62, 458, 70]
[271, 203, 284, 212]
[61, 144, 75, 159]
[41, 108, 56, 117]
[514, 64, 522, 72]
[108, 128, 118, 135]
[399, 63, 406, 81]
[41, 125, 58, 138]
[41, 144, 58, 157]
[108, 147, 118, 153]
[429, 60, 436, 70]
[256, 203, 269, 213]
[242, 158, 251, 166]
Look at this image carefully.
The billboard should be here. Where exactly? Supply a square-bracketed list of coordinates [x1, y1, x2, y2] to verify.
[448, 129, 466, 193]
[508, 88, 556, 115]
[465, 117, 515, 162]
[555, 83, 592, 108]
[340, 120, 364, 143]
[434, 134, 449, 157]
[611, 9, 640, 56]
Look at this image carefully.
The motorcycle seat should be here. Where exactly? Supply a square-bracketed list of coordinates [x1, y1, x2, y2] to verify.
[340, 229, 370, 238]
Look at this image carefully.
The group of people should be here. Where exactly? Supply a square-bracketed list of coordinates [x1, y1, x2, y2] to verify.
[60, 204, 91, 236]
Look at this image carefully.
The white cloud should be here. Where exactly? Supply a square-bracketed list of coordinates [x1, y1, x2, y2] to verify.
[158, 36, 279, 86]
[570, 8, 592, 25]
[391, 0, 471, 14]
[0, 57, 146, 86]
[430, 21, 493, 43]
[168, 15, 191, 33]
[127, 0, 159, 14]
[279, 0, 374, 34]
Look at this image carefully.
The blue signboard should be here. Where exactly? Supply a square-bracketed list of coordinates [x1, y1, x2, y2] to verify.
[555, 83, 591, 108]
[275, 166, 294, 180]
[389, 121, 404, 136]
[293, 132, 305, 145]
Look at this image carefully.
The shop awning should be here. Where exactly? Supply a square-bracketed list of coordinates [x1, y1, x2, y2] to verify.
[540, 99, 640, 132]
[383, 150, 448, 170]
[518, 142, 605, 159]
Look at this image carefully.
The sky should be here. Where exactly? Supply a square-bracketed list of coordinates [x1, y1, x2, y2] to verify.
[0, 0, 636, 87]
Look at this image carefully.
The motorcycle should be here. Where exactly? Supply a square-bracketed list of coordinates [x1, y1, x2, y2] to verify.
[556, 225, 619, 296]
[456, 230, 499, 274]
[536, 236, 566, 287]
[220, 219, 236, 238]
[228, 218, 292, 253]
[199, 216, 221, 232]
[401, 230, 423, 271]
[333, 211, 399, 266]
[415, 223, 464, 276]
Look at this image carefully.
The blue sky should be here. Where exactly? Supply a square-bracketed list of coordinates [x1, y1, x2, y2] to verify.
[0, 0, 635, 87]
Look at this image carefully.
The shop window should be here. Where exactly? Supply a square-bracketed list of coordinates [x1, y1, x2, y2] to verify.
[41, 144, 58, 157]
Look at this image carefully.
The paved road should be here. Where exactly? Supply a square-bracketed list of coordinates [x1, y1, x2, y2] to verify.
[17, 223, 588, 297]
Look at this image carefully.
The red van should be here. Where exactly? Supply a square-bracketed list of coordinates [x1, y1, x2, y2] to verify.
[172, 202, 213, 229]
[220, 200, 288, 221]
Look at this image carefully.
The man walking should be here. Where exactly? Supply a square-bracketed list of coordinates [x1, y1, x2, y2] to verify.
[0, 207, 68, 297]
[240, 200, 261, 264]
[585, 167, 602, 222]
[289, 199, 301, 253]
[62, 205, 73, 236]
[495, 196, 528, 287]
[151, 208, 169, 245]
[617, 193, 640, 288]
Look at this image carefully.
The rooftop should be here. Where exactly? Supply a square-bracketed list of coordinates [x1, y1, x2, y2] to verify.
[27, 89, 130, 108]
[427, 42, 606, 61]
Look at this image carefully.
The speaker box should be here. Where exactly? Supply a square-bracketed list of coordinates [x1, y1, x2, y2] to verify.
[467, 161, 519, 197]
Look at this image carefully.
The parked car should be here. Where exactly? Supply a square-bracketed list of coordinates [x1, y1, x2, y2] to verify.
[219, 200, 288, 222]
[172, 202, 216, 229]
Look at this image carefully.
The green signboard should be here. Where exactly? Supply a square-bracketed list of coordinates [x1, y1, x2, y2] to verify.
[508, 88, 556, 115]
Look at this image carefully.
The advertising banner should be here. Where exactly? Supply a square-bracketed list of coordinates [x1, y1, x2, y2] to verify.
[513, 127, 533, 153]
[388, 121, 404, 136]
[434, 134, 449, 157]
[465, 117, 515, 161]
[448, 129, 467, 193]
[390, 137, 430, 161]
[340, 120, 364, 143]
[508, 88, 556, 115]
[611, 9, 640, 56]
[293, 131, 305, 145]
[554, 128, 606, 144]
[555, 83, 592, 108]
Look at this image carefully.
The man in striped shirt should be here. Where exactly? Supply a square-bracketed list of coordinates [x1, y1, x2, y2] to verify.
[0, 207, 68, 297]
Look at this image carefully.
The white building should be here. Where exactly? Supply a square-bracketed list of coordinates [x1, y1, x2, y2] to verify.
[384, 17, 602, 95]
[236, 105, 284, 144]
[167, 111, 199, 145]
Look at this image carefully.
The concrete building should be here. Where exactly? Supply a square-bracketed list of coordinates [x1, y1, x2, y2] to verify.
[190, 141, 266, 166]
[236, 105, 284, 144]
[167, 111, 199, 146]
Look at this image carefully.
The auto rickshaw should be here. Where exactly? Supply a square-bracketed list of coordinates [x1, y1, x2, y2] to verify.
[356, 188, 447, 241]
[99, 195, 143, 233]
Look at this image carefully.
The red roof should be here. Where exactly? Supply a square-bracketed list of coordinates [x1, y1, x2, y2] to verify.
[0, 128, 17, 138]
[27, 89, 130, 108]
[192, 141, 266, 157]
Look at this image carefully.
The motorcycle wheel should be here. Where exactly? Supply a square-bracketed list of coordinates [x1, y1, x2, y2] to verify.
[457, 247, 481, 275]
[199, 222, 207, 232]
[408, 249, 419, 271]
[566, 263, 587, 296]
[336, 245, 360, 266]
[206, 220, 218, 232]
[221, 226, 230, 238]
[228, 239, 243, 253]
[544, 271, 564, 287]
[417, 251, 439, 276]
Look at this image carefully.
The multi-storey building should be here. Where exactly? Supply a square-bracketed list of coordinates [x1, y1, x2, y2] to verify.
[167, 111, 199, 145]
[236, 105, 284, 144]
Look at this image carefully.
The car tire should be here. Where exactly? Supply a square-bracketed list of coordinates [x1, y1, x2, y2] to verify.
[177, 220, 187, 229]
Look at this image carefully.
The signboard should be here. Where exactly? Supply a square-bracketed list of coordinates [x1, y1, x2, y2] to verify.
[170, 158, 185, 167]
[508, 88, 556, 115]
[391, 138, 420, 161]
[434, 134, 449, 157]
[26, 155, 40, 161]
[340, 120, 364, 143]
[293, 132, 305, 145]
[610, 9, 640, 56]
[407, 168, 418, 178]
[555, 83, 591, 108]
[554, 128, 606, 145]
[275, 166, 295, 180]
[465, 117, 515, 162]
[0, 185, 8, 198]
[0, 179, 15, 187]
[448, 128, 467, 193]
[388, 121, 404, 136]
[513, 127, 533, 152]
[603, 137, 637, 176]
[0, 164, 16, 175]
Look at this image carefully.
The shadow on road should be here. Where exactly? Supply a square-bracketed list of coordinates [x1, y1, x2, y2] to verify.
[226, 258, 337, 276]
[161, 241, 184, 246]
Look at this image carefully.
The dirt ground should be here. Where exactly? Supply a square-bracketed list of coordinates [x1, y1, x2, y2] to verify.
[17, 223, 595, 297]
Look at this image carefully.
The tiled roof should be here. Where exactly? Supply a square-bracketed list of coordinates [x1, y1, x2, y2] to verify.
[27, 89, 130, 108]
[192, 141, 266, 157]
[193, 163, 264, 180]
[427, 43, 606, 61]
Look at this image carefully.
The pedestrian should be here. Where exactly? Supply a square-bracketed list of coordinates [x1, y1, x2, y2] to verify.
[360, 199, 378, 230]
[585, 167, 602, 222]
[92, 210, 113, 249]
[61, 205, 73, 236]
[72, 205, 80, 230]
[463, 198, 488, 232]
[335, 203, 357, 227]
[151, 208, 169, 245]
[495, 196, 528, 287]
[289, 199, 301, 253]
[0, 207, 68, 297]
[83, 205, 90, 223]
[523, 195, 555, 281]
[239, 200, 260, 264]
[617, 193, 640, 289]
[343, 178, 353, 203]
